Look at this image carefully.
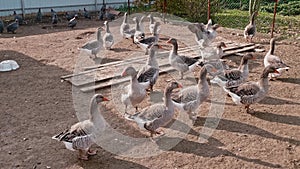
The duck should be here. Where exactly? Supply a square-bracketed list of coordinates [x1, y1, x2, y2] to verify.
[83, 8, 92, 19]
[36, 8, 42, 22]
[224, 65, 279, 114]
[102, 21, 114, 50]
[210, 53, 255, 88]
[172, 64, 215, 120]
[65, 12, 74, 21]
[264, 38, 290, 79]
[125, 82, 182, 137]
[200, 42, 227, 61]
[52, 13, 58, 25]
[147, 14, 155, 34]
[0, 19, 4, 33]
[136, 22, 160, 54]
[121, 66, 150, 113]
[52, 94, 109, 160]
[105, 8, 116, 21]
[7, 19, 19, 34]
[120, 12, 134, 39]
[13, 11, 24, 25]
[167, 38, 201, 79]
[80, 27, 103, 58]
[244, 12, 257, 42]
[68, 15, 78, 28]
[137, 44, 162, 91]
[133, 16, 145, 43]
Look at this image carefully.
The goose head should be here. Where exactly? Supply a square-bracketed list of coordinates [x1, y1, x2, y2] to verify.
[261, 65, 280, 78]
[121, 66, 138, 77]
[166, 38, 177, 45]
[93, 94, 110, 104]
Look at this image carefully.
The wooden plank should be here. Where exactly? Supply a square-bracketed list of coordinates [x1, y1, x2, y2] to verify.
[80, 66, 177, 93]
[61, 42, 254, 80]
[222, 44, 257, 57]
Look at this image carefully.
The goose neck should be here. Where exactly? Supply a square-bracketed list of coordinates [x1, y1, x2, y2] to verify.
[171, 43, 178, 55]
[164, 87, 174, 112]
[269, 40, 275, 55]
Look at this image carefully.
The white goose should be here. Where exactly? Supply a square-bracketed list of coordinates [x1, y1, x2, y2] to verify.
[224, 65, 279, 114]
[121, 66, 150, 113]
[52, 94, 109, 160]
[103, 21, 114, 50]
[125, 82, 182, 137]
[264, 38, 290, 79]
[172, 65, 215, 120]
[80, 27, 103, 58]
[200, 42, 227, 61]
[133, 16, 145, 43]
[210, 53, 255, 88]
[136, 22, 160, 54]
[167, 38, 201, 79]
[120, 12, 133, 39]
[137, 44, 162, 91]
[148, 14, 155, 34]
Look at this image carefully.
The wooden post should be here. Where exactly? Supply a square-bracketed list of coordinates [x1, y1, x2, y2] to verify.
[21, 0, 25, 19]
[271, 0, 278, 38]
[95, 0, 98, 13]
[163, 0, 166, 23]
[128, 0, 130, 15]
[207, 0, 210, 21]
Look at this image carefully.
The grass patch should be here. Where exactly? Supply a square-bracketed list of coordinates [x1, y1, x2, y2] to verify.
[214, 10, 300, 38]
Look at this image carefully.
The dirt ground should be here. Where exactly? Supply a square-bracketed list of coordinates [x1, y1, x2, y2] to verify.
[0, 14, 300, 169]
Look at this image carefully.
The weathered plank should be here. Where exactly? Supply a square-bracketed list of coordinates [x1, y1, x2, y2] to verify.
[80, 66, 177, 93]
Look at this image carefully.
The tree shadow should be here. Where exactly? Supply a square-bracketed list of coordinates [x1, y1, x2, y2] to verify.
[111, 47, 133, 53]
[259, 96, 300, 105]
[251, 111, 300, 126]
[156, 136, 281, 168]
[194, 117, 300, 146]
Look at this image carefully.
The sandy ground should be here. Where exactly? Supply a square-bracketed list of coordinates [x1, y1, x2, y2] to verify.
[0, 13, 300, 169]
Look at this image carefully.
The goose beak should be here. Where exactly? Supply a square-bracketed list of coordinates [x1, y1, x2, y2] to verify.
[274, 69, 280, 74]
[121, 71, 127, 76]
[102, 97, 110, 101]
[178, 84, 183, 88]
[158, 45, 163, 49]
[166, 39, 171, 44]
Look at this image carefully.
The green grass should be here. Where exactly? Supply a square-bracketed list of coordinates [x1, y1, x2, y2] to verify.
[214, 9, 300, 38]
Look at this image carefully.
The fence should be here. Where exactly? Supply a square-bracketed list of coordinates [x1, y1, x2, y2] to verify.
[0, 0, 134, 17]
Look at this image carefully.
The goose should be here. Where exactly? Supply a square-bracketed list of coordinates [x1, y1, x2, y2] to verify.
[7, 19, 19, 34]
[120, 12, 134, 39]
[137, 44, 162, 91]
[80, 27, 103, 58]
[36, 8, 42, 22]
[65, 12, 74, 21]
[210, 53, 255, 88]
[83, 8, 92, 19]
[125, 82, 182, 137]
[103, 21, 114, 50]
[172, 64, 215, 120]
[244, 12, 257, 42]
[148, 14, 155, 34]
[51, 8, 56, 16]
[200, 42, 227, 61]
[105, 8, 116, 21]
[68, 15, 78, 29]
[224, 65, 279, 114]
[52, 13, 58, 25]
[139, 15, 146, 36]
[121, 66, 150, 113]
[136, 22, 160, 54]
[167, 38, 201, 79]
[264, 38, 290, 79]
[188, 22, 209, 48]
[52, 94, 109, 160]
[13, 11, 24, 25]
[0, 19, 4, 33]
[133, 16, 145, 43]
[206, 23, 220, 41]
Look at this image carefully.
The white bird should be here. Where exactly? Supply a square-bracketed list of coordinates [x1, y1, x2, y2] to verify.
[103, 21, 114, 50]
[148, 14, 155, 34]
[121, 66, 150, 113]
[52, 94, 109, 160]
[133, 16, 145, 43]
[136, 22, 160, 54]
[264, 38, 290, 79]
[80, 27, 103, 58]
[120, 12, 134, 39]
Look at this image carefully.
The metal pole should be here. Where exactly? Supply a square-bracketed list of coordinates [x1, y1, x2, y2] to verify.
[127, 0, 130, 15]
[21, 0, 25, 18]
[271, 0, 278, 38]
[95, 0, 98, 12]
[163, 0, 166, 23]
[207, 0, 210, 21]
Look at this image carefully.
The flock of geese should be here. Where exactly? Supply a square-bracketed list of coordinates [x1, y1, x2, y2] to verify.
[51, 12, 290, 160]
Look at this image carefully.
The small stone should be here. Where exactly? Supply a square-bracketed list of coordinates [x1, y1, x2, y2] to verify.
[8, 151, 12, 155]
[23, 138, 28, 141]
[46, 166, 51, 169]
[26, 147, 32, 150]
[37, 162, 41, 165]
[33, 165, 37, 169]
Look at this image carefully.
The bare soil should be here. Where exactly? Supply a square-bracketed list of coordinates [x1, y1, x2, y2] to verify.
[0, 15, 299, 169]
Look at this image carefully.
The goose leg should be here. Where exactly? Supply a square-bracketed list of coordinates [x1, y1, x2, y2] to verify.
[180, 72, 183, 79]
[78, 149, 89, 160]
[245, 105, 254, 114]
